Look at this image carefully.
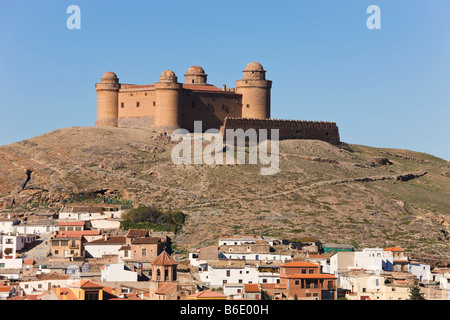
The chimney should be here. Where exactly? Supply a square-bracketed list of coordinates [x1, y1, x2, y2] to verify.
[222, 84, 226, 91]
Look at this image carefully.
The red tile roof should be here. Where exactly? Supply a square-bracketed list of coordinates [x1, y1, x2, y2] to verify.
[0, 286, 14, 293]
[154, 282, 178, 295]
[189, 291, 227, 299]
[244, 284, 260, 293]
[23, 259, 34, 265]
[385, 247, 404, 252]
[151, 251, 178, 266]
[182, 84, 223, 92]
[55, 230, 100, 238]
[280, 262, 319, 268]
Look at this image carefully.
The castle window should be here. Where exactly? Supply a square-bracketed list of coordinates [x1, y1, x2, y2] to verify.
[121, 102, 124, 108]
[136, 102, 140, 107]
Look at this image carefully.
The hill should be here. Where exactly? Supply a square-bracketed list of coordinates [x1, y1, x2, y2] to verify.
[0, 126, 449, 265]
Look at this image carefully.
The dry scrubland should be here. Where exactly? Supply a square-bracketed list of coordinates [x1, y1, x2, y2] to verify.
[0, 127, 449, 265]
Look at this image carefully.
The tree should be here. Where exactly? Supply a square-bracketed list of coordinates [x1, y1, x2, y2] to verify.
[409, 279, 425, 300]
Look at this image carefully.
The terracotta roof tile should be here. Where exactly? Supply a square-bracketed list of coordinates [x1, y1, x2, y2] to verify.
[280, 262, 319, 268]
[189, 291, 227, 299]
[280, 274, 337, 279]
[244, 284, 260, 293]
[385, 247, 404, 252]
[151, 251, 178, 266]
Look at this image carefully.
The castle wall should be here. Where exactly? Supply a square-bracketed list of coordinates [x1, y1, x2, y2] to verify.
[180, 90, 242, 132]
[222, 118, 341, 145]
[117, 89, 156, 129]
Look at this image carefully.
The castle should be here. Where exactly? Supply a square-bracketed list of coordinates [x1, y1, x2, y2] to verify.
[95, 62, 340, 145]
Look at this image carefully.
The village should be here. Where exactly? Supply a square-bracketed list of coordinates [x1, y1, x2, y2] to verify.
[0, 203, 449, 301]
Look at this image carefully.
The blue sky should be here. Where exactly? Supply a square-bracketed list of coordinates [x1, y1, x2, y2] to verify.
[0, 0, 449, 160]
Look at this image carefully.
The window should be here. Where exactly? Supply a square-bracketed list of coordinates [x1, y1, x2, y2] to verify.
[70, 250, 74, 255]
[136, 101, 140, 107]
[309, 269, 314, 274]
[226, 270, 231, 277]
[263, 279, 267, 283]
[25, 284, 29, 289]
[54, 250, 59, 255]
[38, 284, 42, 289]
[0, 263, 4, 268]
[238, 279, 242, 283]
[153, 101, 156, 107]
[301, 269, 306, 274]
[142, 248, 146, 256]
[295, 280, 299, 285]
[124, 250, 128, 258]
[121, 102, 124, 108]
[246, 104, 250, 108]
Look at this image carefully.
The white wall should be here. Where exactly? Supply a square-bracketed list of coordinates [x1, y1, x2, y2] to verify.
[101, 263, 138, 282]
[85, 244, 123, 258]
[0, 258, 22, 269]
[408, 263, 432, 283]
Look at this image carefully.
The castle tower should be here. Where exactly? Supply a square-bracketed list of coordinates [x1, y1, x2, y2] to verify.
[184, 65, 207, 85]
[154, 70, 182, 133]
[236, 62, 272, 119]
[95, 72, 119, 127]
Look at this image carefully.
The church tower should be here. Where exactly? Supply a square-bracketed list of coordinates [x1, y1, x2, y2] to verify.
[236, 62, 272, 119]
[95, 72, 119, 127]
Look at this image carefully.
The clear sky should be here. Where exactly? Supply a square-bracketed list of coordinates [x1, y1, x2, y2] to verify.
[0, 0, 449, 160]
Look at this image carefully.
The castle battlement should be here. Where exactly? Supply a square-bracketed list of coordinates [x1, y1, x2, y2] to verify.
[95, 62, 340, 145]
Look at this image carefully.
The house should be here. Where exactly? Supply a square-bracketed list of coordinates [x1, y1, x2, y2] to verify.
[0, 283, 19, 300]
[59, 205, 104, 221]
[49, 280, 106, 300]
[1, 232, 36, 259]
[101, 263, 138, 282]
[0, 218, 19, 233]
[243, 283, 261, 300]
[223, 283, 245, 299]
[408, 262, 433, 283]
[50, 230, 101, 258]
[20, 272, 71, 295]
[279, 261, 337, 300]
[22, 259, 34, 275]
[57, 221, 86, 232]
[126, 237, 163, 261]
[13, 219, 58, 235]
[219, 242, 293, 262]
[189, 245, 219, 267]
[84, 235, 127, 258]
[199, 260, 259, 288]
[340, 269, 415, 300]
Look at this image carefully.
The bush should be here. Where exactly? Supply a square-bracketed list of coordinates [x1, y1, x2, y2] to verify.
[121, 206, 186, 233]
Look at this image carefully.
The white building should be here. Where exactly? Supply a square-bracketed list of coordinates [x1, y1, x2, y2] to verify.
[0, 285, 19, 300]
[19, 273, 71, 295]
[218, 235, 277, 246]
[1, 232, 36, 259]
[100, 263, 138, 282]
[407, 263, 433, 283]
[199, 260, 280, 288]
[219, 251, 292, 262]
[84, 235, 126, 258]
[354, 248, 394, 272]
[13, 220, 57, 235]
[0, 258, 23, 269]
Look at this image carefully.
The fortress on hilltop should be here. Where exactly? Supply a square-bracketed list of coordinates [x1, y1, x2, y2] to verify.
[95, 62, 340, 145]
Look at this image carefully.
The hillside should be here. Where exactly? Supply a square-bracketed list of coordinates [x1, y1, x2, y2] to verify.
[0, 126, 449, 265]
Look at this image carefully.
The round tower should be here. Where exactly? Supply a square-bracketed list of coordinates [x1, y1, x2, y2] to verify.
[184, 65, 207, 85]
[154, 70, 182, 133]
[95, 71, 119, 127]
[236, 62, 272, 119]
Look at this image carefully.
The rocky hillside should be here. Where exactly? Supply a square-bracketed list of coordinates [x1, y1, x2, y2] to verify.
[0, 127, 449, 265]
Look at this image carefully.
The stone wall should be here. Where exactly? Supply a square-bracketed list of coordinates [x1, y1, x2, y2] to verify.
[222, 117, 341, 145]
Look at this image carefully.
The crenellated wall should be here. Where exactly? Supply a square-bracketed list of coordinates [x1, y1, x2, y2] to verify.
[222, 117, 341, 145]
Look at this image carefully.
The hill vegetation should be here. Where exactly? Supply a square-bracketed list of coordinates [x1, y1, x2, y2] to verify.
[0, 126, 448, 265]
